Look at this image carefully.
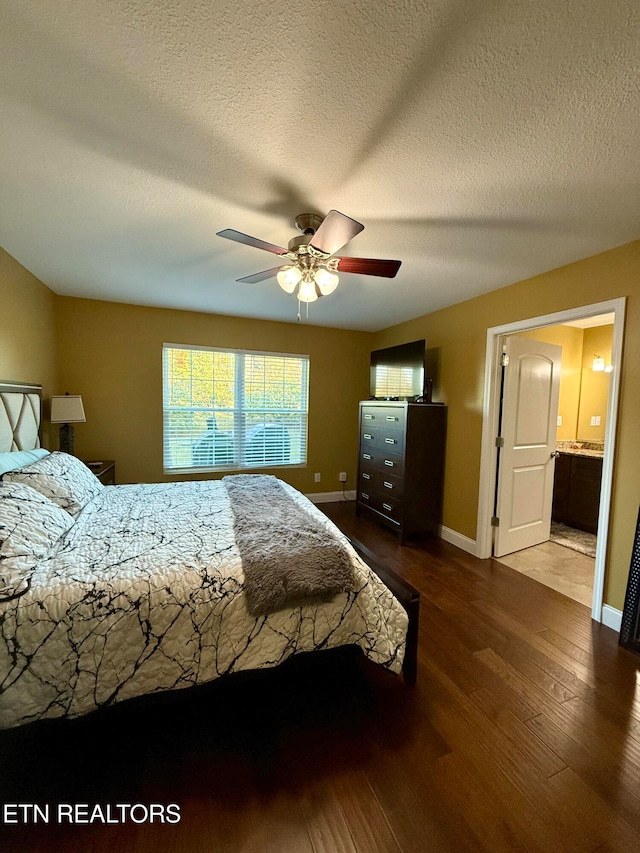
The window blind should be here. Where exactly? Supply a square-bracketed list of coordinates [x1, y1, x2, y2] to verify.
[162, 344, 309, 472]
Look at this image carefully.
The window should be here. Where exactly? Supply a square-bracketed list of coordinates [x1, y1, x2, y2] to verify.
[162, 344, 309, 472]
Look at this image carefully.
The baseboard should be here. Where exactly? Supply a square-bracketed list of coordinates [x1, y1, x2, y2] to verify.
[439, 525, 478, 556]
[601, 604, 622, 633]
[306, 490, 356, 504]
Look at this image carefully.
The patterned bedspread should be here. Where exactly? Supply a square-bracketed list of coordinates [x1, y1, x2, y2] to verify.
[0, 478, 408, 728]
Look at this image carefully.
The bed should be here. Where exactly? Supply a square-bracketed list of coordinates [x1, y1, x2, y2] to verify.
[0, 382, 416, 729]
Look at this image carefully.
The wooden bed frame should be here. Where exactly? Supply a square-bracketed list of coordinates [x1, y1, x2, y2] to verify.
[348, 537, 420, 685]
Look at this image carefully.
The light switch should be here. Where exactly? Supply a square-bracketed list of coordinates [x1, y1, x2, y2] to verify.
[590, 416, 601, 426]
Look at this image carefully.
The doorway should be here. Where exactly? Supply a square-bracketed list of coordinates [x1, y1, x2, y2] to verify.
[476, 298, 626, 623]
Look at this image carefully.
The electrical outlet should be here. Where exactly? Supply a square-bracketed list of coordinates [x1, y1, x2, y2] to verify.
[314, 473, 321, 483]
[557, 415, 562, 426]
[339, 472, 347, 482]
[590, 416, 601, 426]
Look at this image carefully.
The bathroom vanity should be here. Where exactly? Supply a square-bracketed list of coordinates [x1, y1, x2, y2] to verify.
[552, 447, 603, 535]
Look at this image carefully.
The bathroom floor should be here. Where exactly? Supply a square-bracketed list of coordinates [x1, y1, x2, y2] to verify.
[495, 539, 594, 607]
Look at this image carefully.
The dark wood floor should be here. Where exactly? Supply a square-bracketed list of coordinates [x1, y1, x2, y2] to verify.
[2, 501, 640, 852]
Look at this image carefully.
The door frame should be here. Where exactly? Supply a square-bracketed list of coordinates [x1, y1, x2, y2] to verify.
[476, 297, 626, 622]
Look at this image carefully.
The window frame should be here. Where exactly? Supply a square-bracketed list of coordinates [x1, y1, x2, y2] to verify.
[162, 342, 310, 474]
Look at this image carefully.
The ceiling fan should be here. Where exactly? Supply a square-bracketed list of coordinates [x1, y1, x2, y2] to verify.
[217, 210, 401, 313]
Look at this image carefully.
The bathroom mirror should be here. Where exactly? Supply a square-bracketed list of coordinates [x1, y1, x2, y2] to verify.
[620, 507, 640, 656]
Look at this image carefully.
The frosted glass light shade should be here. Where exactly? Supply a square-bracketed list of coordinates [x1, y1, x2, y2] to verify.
[298, 278, 318, 303]
[314, 268, 339, 295]
[592, 357, 605, 372]
[277, 266, 302, 293]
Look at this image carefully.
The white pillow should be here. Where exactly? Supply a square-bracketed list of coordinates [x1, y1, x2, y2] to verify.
[2, 451, 103, 518]
[0, 481, 74, 599]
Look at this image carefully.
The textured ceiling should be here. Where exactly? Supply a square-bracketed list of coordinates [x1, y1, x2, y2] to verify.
[1, 0, 639, 331]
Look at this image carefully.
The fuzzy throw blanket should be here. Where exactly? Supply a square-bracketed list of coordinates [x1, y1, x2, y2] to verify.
[223, 475, 354, 617]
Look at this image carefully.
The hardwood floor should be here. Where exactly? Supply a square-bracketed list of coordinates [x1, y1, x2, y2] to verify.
[2, 501, 640, 852]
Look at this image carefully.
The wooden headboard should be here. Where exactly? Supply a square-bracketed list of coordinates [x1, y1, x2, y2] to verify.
[0, 381, 43, 452]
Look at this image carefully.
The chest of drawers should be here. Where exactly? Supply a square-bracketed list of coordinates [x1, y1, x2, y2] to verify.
[356, 401, 446, 543]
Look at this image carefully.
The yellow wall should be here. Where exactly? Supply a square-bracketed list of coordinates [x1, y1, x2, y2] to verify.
[372, 240, 640, 611]
[578, 325, 613, 441]
[514, 324, 584, 441]
[54, 296, 372, 494]
[0, 248, 58, 447]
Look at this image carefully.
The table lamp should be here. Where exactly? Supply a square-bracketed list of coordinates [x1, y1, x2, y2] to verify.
[50, 393, 86, 455]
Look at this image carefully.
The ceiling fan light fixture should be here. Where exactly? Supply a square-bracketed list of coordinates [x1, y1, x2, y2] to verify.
[276, 265, 302, 293]
[298, 276, 318, 303]
[218, 210, 402, 321]
[314, 267, 339, 295]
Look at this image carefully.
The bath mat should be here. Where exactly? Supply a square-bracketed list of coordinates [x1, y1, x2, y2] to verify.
[550, 522, 597, 558]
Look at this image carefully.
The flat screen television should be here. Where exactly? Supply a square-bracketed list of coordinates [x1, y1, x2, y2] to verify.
[370, 339, 426, 400]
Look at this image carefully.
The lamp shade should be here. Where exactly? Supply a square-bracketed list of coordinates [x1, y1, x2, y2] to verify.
[314, 268, 339, 295]
[277, 265, 302, 293]
[298, 278, 318, 303]
[50, 395, 86, 423]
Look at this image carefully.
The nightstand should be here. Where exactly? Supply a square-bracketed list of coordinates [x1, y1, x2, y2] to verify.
[83, 460, 116, 485]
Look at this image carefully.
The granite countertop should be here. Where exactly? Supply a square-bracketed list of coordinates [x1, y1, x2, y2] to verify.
[558, 448, 604, 458]
[556, 441, 604, 458]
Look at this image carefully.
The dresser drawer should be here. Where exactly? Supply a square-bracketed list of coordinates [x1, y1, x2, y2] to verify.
[378, 471, 403, 498]
[359, 466, 380, 490]
[379, 452, 404, 476]
[377, 494, 402, 524]
[360, 427, 405, 454]
[360, 405, 407, 430]
[357, 489, 402, 525]
[359, 446, 405, 476]
[358, 489, 402, 524]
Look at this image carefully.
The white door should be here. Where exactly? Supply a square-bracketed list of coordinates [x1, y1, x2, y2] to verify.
[494, 335, 562, 557]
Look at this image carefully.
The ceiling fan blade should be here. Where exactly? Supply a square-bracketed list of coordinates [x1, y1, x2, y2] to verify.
[217, 229, 288, 256]
[236, 267, 283, 284]
[309, 210, 364, 256]
[335, 257, 402, 278]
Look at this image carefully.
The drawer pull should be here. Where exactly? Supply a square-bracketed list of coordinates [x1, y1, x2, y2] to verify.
[384, 459, 394, 467]
[386, 416, 397, 421]
[382, 503, 393, 512]
[364, 414, 374, 420]
[364, 433, 372, 440]
[385, 438, 396, 444]
[362, 473, 371, 480]
[383, 481, 393, 489]
[363, 453, 371, 460]
[361, 492, 370, 500]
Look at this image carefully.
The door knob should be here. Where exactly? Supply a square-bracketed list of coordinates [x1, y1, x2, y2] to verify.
[550, 451, 560, 458]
